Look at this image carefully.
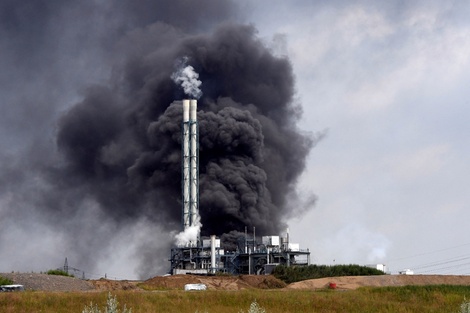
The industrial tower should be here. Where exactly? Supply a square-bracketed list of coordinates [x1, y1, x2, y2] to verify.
[182, 99, 199, 244]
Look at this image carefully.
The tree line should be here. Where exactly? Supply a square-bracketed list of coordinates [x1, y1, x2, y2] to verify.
[272, 264, 385, 283]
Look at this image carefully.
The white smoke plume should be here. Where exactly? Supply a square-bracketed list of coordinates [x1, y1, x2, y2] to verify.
[171, 57, 203, 99]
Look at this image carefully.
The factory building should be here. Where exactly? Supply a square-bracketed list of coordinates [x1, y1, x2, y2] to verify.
[169, 99, 310, 275]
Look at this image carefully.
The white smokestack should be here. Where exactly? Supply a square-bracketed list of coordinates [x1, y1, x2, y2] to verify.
[189, 99, 198, 229]
[190, 99, 197, 121]
[183, 99, 190, 122]
[182, 100, 191, 230]
[178, 99, 201, 247]
[173, 57, 203, 246]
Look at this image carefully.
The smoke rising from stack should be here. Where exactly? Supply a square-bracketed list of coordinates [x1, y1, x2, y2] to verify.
[0, 1, 318, 277]
[172, 57, 203, 99]
[175, 221, 201, 247]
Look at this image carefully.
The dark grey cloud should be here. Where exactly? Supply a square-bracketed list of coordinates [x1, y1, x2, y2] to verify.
[0, 1, 315, 277]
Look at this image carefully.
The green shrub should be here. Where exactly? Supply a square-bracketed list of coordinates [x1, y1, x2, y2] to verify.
[46, 269, 74, 277]
[0, 276, 13, 285]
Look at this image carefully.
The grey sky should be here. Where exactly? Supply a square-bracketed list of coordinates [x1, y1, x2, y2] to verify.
[246, 1, 470, 274]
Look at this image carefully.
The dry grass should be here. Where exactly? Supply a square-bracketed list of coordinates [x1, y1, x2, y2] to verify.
[0, 286, 469, 313]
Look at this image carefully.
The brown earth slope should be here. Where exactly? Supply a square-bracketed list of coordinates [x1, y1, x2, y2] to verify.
[3, 273, 470, 292]
[142, 274, 286, 290]
[286, 275, 470, 290]
[91, 278, 142, 291]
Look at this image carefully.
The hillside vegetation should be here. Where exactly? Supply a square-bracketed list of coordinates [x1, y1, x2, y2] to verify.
[47, 269, 75, 277]
[273, 264, 385, 283]
[0, 276, 13, 285]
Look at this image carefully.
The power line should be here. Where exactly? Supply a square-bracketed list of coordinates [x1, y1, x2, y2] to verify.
[411, 255, 470, 271]
[60, 258, 132, 281]
[389, 242, 470, 262]
[417, 261, 470, 274]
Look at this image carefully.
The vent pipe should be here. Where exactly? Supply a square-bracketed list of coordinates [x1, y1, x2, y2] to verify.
[211, 235, 216, 274]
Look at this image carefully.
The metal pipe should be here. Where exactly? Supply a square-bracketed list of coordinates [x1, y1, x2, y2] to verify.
[189, 248, 196, 269]
[287, 228, 291, 267]
[245, 226, 247, 253]
[248, 249, 251, 275]
[253, 226, 256, 253]
[211, 235, 216, 274]
[286, 228, 290, 250]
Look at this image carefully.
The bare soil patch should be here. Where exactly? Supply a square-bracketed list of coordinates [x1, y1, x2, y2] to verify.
[3, 272, 470, 292]
[142, 274, 286, 290]
[90, 278, 142, 291]
[286, 275, 470, 290]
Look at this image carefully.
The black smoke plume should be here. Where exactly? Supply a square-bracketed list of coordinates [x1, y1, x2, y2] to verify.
[0, 1, 316, 278]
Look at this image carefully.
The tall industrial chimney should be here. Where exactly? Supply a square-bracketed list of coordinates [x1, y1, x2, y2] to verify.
[182, 99, 199, 238]
[189, 100, 198, 230]
[182, 100, 190, 230]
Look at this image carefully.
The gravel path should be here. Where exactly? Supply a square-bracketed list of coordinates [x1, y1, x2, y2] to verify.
[1, 273, 94, 292]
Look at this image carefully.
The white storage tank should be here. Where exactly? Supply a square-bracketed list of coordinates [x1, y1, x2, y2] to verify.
[262, 236, 280, 246]
[366, 264, 387, 272]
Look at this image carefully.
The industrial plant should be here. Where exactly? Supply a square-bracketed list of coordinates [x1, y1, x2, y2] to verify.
[169, 99, 311, 275]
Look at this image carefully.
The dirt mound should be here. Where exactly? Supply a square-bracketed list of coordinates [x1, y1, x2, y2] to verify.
[4, 272, 470, 292]
[90, 278, 142, 291]
[142, 274, 286, 290]
[239, 275, 286, 289]
[1, 273, 94, 292]
[286, 275, 470, 290]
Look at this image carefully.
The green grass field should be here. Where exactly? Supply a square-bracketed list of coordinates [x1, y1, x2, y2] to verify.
[1, 285, 470, 313]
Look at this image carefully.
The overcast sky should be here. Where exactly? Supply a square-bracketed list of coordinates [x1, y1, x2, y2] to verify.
[1, 1, 469, 278]
[246, 0, 470, 274]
